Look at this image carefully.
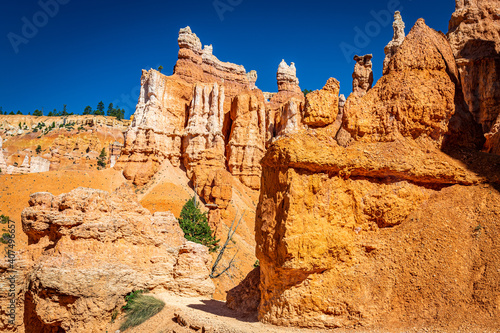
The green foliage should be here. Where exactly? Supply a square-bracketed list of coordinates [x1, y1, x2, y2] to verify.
[97, 148, 107, 168]
[120, 291, 165, 331]
[158, 65, 163, 73]
[254, 260, 260, 268]
[33, 109, 43, 117]
[178, 197, 219, 252]
[0, 215, 9, 224]
[83, 106, 93, 115]
[0, 233, 11, 244]
[94, 101, 105, 116]
[9, 111, 15, 115]
[16, 110, 22, 115]
[107, 103, 125, 120]
[302, 89, 313, 96]
[36, 145, 42, 154]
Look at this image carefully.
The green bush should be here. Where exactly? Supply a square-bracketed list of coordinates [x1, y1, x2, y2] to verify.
[120, 291, 165, 331]
[178, 197, 219, 252]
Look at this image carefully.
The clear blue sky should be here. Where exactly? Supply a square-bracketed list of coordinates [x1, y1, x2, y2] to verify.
[0, 0, 454, 118]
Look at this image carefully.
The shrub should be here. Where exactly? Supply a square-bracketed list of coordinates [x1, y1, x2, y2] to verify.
[178, 197, 219, 252]
[36, 145, 42, 154]
[120, 291, 165, 331]
[1, 233, 11, 244]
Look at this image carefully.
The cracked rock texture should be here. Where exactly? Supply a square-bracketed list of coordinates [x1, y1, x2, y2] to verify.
[447, 0, 500, 154]
[16, 186, 214, 333]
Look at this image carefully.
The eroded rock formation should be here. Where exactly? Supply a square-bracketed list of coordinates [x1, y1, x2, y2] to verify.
[174, 26, 257, 102]
[383, 11, 406, 74]
[16, 186, 214, 332]
[269, 60, 304, 106]
[256, 132, 500, 328]
[447, 0, 500, 153]
[344, 20, 459, 145]
[224, 17, 500, 331]
[352, 54, 374, 97]
[303, 78, 340, 127]
[227, 92, 266, 190]
[116, 69, 192, 185]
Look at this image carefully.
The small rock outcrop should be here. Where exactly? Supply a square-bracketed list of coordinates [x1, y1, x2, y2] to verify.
[269, 60, 304, 106]
[352, 54, 374, 97]
[303, 78, 340, 127]
[447, 0, 500, 154]
[383, 11, 406, 74]
[18, 186, 214, 333]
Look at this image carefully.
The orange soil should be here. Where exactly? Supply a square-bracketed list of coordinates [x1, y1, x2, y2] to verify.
[0, 169, 127, 248]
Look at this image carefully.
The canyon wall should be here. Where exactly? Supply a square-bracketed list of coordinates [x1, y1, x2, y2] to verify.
[447, 0, 500, 153]
[247, 18, 500, 331]
[0, 115, 128, 174]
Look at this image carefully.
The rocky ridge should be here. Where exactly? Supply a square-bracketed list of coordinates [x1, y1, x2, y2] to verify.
[0, 115, 128, 174]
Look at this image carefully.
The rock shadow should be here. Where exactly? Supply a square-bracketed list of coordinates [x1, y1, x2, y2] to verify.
[187, 299, 259, 323]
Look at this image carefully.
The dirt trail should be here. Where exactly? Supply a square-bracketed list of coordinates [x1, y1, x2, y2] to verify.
[106, 294, 493, 333]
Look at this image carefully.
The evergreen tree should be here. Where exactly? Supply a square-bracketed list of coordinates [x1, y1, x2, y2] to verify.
[178, 198, 219, 252]
[9, 111, 15, 115]
[83, 106, 92, 115]
[158, 65, 163, 73]
[107, 103, 114, 116]
[47, 111, 54, 117]
[16, 110, 22, 115]
[33, 109, 43, 116]
[95, 101, 105, 116]
[97, 148, 107, 168]
[61, 104, 68, 116]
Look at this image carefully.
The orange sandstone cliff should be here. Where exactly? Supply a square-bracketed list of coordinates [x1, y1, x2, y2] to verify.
[228, 15, 500, 332]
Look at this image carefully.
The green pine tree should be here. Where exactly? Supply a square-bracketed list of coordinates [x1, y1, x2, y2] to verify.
[178, 198, 219, 252]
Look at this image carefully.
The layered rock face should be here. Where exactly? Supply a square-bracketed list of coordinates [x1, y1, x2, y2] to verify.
[116, 69, 192, 186]
[250, 18, 500, 330]
[174, 26, 257, 103]
[352, 54, 374, 97]
[256, 135, 500, 328]
[227, 92, 267, 190]
[344, 20, 459, 145]
[0, 116, 127, 174]
[16, 186, 214, 333]
[117, 27, 308, 198]
[383, 11, 406, 74]
[447, 0, 500, 154]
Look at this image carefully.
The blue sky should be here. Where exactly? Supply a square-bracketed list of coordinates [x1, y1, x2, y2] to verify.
[0, 0, 455, 118]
